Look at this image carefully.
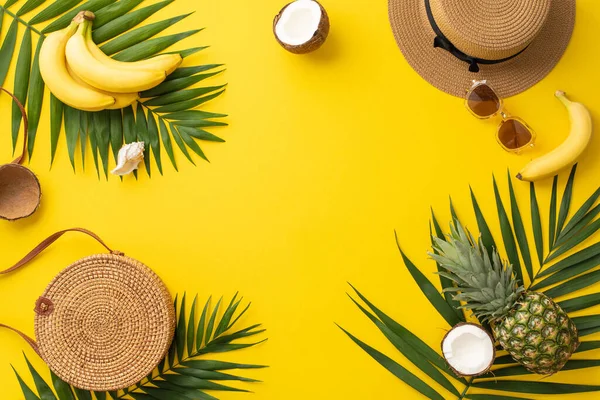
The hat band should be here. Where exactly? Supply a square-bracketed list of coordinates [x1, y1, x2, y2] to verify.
[425, 0, 529, 73]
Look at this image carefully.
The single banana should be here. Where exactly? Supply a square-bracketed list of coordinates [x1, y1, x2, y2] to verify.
[517, 92, 592, 182]
[66, 13, 166, 93]
[67, 65, 139, 110]
[85, 26, 182, 76]
[39, 22, 115, 111]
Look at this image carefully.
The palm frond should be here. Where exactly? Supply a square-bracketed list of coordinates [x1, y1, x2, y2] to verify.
[345, 165, 600, 398]
[0, 0, 227, 177]
[13, 292, 266, 399]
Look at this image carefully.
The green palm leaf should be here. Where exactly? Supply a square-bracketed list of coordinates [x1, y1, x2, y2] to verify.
[0, 0, 227, 177]
[346, 167, 600, 398]
[14, 293, 266, 400]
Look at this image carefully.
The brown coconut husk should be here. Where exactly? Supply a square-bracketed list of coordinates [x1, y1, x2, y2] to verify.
[0, 87, 41, 221]
[273, 0, 330, 54]
[441, 322, 496, 377]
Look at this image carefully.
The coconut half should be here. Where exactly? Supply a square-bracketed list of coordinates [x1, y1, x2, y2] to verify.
[274, 0, 330, 54]
[0, 164, 41, 221]
[441, 323, 495, 377]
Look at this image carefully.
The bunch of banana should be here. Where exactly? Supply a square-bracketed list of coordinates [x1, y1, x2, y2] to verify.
[39, 11, 182, 112]
[517, 91, 593, 182]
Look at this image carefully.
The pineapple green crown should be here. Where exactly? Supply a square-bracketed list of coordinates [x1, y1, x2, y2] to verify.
[429, 221, 524, 323]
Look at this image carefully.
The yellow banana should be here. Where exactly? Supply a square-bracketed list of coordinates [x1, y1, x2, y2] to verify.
[66, 15, 166, 93]
[67, 65, 139, 110]
[517, 91, 593, 182]
[39, 22, 115, 112]
[85, 27, 182, 76]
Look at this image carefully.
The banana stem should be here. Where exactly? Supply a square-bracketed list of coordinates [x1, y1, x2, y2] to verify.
[555, 90, 571, 107]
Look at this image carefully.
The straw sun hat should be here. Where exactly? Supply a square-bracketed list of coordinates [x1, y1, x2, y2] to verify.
[389, 0, 576, 97]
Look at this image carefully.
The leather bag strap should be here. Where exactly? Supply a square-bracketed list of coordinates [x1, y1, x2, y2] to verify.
[0, 323, 40, 356]
[1, 228, 120, 275]
[0, 87, 28, 165]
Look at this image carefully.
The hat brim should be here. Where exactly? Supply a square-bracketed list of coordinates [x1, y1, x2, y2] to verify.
[389, 0, 575, 97]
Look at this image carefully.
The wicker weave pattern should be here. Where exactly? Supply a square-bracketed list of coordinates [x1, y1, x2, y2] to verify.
[34, 254, 175, 391]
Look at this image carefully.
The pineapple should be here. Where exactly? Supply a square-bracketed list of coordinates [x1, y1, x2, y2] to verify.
[430, 221, 579, 375]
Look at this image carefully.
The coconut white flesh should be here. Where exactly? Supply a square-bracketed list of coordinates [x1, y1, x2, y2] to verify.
[442, 324, 494, 375]
[275, 0, 322, 46]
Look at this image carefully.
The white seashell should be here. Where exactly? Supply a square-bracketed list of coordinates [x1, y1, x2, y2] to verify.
[111, 142, 145, 176]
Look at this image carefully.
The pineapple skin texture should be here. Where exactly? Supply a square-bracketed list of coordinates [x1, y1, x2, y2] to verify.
[493, 292, 580, 375]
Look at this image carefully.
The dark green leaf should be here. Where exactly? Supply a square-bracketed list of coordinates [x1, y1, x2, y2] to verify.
[146, 111, 162, 174]
[93, 392, 106, 400]
[484, 365, 531, 377]
[31, 0, 82, 25]
[3, 0, 20, 8]
[169, 120, 227, 128]
[558, 186, 600, 243]
[471, 187, 496, 260]
[92, 111, 110, 178]
[180, 359, 266, 371]
[87, 113, 100, 177]
[492, 354, 515, 365]
[79, 112, 88, 168]
[122, 105, 136, 143]
[158, 117, 177, 170]
[572, 314, 600, 331]
[431, 210, 464, 319]
[549, 175, 559, 248]
[215, 294, 239, 337]
[49, 95, 64, 165]
[141, 70, 223, 98]
[556, 204, 600, 248]
[93, 0, 143, 29]
[559, 293, 600, 313]
[467, 395, 531, 400]
[174, 46, 208, 58]
[165, 110, 227, 121]
[108, 109, 122, 163]
[196, 296, 211, 351]
[545, 269, 600, 299]
[172, 368, 259, 382]
[349, 295, 460, 395]
[24, 355, 56, 400]
[26, 37, 44, 158]
[176, 126, 224, 142]
[64, 106, 80, 170]
[577, 341, 600, 353]
[135, 105, 151, 176]
[144, 85, 226, 107]
[12, 366, 40, 400]
[539, 242, 600, 277]
[547, 219, 600, 263]
[225, 302, 251, 332]
[562, 359, 600, 371]
[146, 382, 217, 400]
[530, 182, 544, 267]
[473, 380, 600, 394]
[187, 294, 197, 357]
[395, 233, 461, 327]
[507, 172, 533, 281]
[210, 324, 264, 345]
[176, 124, 208, 162]
[101, 13, 192, 55]
[162, 374, 247, 392]
[556, 164, 577, 236]
[154, 89, 225, 114]
[349, 284, 459, 376]
[0, 18, 18, 87]
[167, 64, 223, 81]
[338, 326, 444, 400]
[206, 297, 222, 342]
[16, 0, 46, 16]
[113, 29, 202, 62]
[72, 388, 91, 400]
[12, 27, 32, 150]
[176, 293, 187, 362]
[93, 0, 174, 43]
[139, 387, 193, 400]
[41, 0, 115, 32]
[493, 176, 524, 284]
[169, 122, 195, 165]
[531, 252, 600, 290]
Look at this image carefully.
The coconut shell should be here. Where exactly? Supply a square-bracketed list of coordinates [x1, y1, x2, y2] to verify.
[273, 0, 330, 54]
[0, 163, 41, 221]
[441, 322, 496, 377]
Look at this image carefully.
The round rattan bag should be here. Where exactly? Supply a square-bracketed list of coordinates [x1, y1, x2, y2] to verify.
[0, 229, 175, 391]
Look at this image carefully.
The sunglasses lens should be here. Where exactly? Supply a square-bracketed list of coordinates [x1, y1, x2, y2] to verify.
[467, 84, 501, 117]
[498, 118, 532, 150]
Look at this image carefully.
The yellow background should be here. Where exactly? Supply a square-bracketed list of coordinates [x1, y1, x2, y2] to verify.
[1, 0, 600, 398]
